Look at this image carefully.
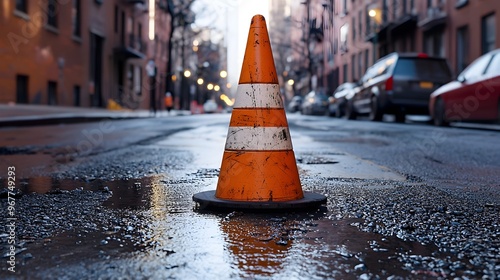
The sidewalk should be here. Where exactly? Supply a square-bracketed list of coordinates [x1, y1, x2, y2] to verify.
[0, 103, 185, 127]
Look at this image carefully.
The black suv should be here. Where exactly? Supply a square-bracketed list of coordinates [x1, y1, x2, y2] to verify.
[346, 52, 452, 122]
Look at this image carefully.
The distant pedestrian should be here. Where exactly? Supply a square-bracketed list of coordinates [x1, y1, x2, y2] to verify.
[164, 92, 173, 115]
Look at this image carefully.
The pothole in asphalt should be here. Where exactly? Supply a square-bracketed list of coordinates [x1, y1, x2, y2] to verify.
[0, 175, 488, 278]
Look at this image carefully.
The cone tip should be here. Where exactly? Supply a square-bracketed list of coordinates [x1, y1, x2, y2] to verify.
[250, 14, 266, 27]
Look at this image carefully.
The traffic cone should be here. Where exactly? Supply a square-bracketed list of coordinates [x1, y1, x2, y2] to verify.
[193, 15, 326, 210]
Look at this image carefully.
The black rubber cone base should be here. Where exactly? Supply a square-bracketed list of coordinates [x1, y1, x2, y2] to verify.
[193, 190, 327, 211]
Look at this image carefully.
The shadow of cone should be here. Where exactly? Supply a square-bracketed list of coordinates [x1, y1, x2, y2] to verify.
[193, 15, 326, 210]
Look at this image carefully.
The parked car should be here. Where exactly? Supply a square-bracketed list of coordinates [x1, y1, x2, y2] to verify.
[203, 99, 218, 113]
[301, 90, 329, 115]
[347, 52, 452, 122]
[429, 48, 500, 126]
[288, 95, 303, 112]
[328, 82, 357, 117]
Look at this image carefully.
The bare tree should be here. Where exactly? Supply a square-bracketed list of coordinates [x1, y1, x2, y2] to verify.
[166, 0, 197, 109]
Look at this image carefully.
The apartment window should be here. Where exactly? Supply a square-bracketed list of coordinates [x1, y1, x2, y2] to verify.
[481, 13, 496, 54]
[138, 23, 143, 51]
[351, 54, 356, 80]
[424, 30, 445, 57]
[456, 26, 469, 73]
[16, 0, 27, 13]
[340, 24, 349, 53]
[365, 7, 370, 34]
[392, 0, 397, 20]
[358, 10, 363, 38]
[47, 0, 58, 28]
[455, 0, 468, 9]
[352, 17, 356, 41]
[364, 49, 369, 71]
[343, 64, 348, 83]
[382, 0, 388, 22]
[48, 81, 57, 105]
[114, 6, 119, 33]
[358, 52, 363, 79]
[72, 0, 81, 37]
[16, 75, 29, 104]
[73, 85, 81, 106]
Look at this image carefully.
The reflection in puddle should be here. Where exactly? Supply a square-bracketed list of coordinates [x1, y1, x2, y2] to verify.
[221, 214, 292, 278]
[4, 175, 455, 278]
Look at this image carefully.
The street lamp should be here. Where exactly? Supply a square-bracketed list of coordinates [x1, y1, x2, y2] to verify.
[369, 7, 381, 64]
[219, 70, 227, 79]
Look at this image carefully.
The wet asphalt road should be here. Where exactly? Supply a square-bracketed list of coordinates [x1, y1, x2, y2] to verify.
[0, 113, 499, 279]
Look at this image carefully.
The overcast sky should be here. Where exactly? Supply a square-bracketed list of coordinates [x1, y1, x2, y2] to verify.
[192, 0, 269, 94]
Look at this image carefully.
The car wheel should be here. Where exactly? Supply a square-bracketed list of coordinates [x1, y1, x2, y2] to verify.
[497, 102, 500, 124]
[335, 106, 342, 118]
[369, 96, 383, 121]
[395, 111, 406, 123]
[335, 104, 343, 118]
[346, 100, 357, 120]
[433, 98, 449, 127]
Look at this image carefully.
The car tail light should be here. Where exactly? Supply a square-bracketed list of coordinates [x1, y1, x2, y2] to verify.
[417, 53, 429, 58]
[385, 76, 394, 91]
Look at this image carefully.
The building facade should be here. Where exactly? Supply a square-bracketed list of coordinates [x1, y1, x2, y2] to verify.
[276, 0, 500, 97]
[0, 0, 171, 110]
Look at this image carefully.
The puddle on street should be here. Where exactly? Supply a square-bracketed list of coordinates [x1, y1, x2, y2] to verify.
[3, 175, 454, 278]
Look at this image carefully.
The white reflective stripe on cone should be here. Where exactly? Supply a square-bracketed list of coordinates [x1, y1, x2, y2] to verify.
[233, 84, 284, 109]
[225, 127, 293, 150]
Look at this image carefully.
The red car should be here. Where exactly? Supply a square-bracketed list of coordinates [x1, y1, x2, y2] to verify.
[429, 48, 500, 126]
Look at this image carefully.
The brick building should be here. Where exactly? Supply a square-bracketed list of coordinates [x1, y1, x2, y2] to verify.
[0, 0, 171, 110]
[280, 0, 500, 96]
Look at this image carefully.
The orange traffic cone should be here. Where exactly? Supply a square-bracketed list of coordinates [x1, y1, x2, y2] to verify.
[193, 15, 326, 210]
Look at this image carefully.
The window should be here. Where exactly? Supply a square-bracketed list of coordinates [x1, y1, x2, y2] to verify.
[340, 24, 349, 53]
[16, 75, 29, 104]
[47, 0, 58, 28]
[358, 10, 363, 37]
[342, 0, 347, 15]
[15, 0, 27, 13]
[48, 81, 57, 105]
[455, 0, 468, 9]
[364, 49, 369, 71]
[351, 54, 356, 80]
[73, 85, 81, 106]
[485, 54, 500, 75]
[358, 52, 363, 79]
[392, 0, 397, 20]
[114, 6, 119, 33]
[352, 17, 356, 41]
[72, 0, 81, 37]
[138, 23, 143, 51]
[394, 58, 451, 80]
[343, 64, 348, 83]
[424, 30, 445, 57]
[382, 0, 388, 22]
[460, 55, 491, 81]
[481, 13, 496, 54]
[456, 26, 468, 73]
